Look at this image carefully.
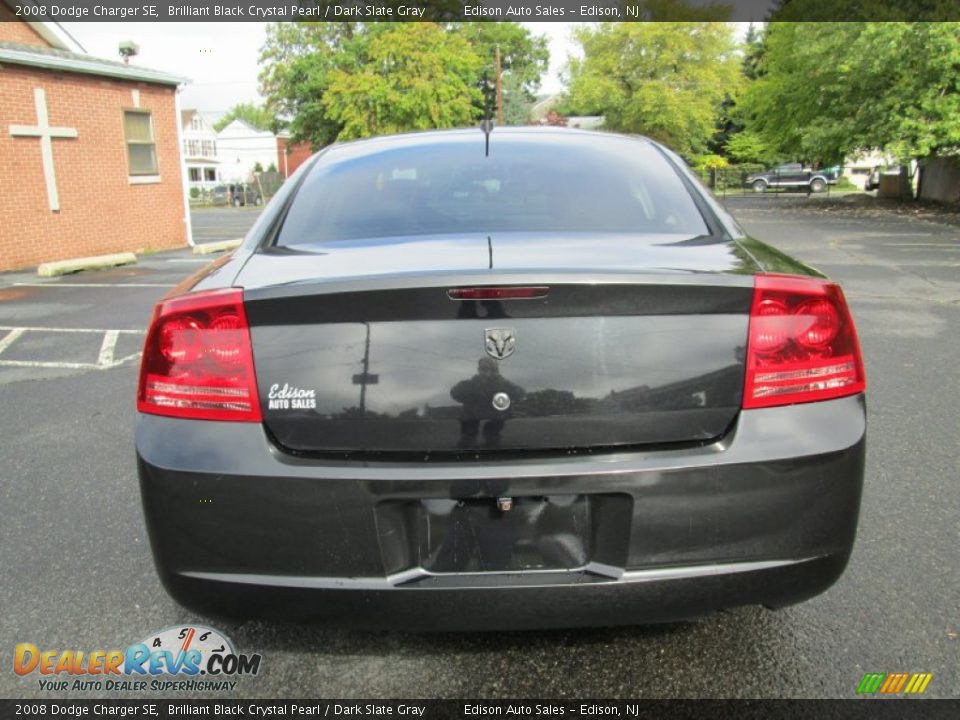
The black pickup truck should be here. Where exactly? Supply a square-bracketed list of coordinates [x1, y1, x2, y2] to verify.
[745, 163, 839, 193]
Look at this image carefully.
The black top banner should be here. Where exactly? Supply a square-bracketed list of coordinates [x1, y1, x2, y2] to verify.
[4, 0, 960, 22]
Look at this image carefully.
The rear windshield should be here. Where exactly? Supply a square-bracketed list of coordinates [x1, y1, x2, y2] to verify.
[276, 134, 709, 246]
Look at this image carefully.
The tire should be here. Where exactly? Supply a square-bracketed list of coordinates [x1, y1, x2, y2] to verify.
[752, 179, 768, 193]
[233, 197, 242, 207]
[254, 196, 263, 207]
[810, 177, 826, 193]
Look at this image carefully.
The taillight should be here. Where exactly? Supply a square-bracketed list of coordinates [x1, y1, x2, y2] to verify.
[743, 275, 865, 409]
[137, 288, 261, 422]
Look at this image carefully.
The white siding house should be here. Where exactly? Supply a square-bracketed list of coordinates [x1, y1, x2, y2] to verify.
[216, 119, 277, 182]
[843, 149, 898, 189]
[181, 110, 220, 190]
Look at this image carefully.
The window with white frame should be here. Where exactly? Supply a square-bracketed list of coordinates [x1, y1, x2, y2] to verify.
[124, 110, 157, 176]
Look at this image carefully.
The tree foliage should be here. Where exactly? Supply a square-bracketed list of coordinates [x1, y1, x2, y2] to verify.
[258, 22, 548, 146]
[258, 22, 361, 148]
[213, 102, 275, 133]
[565, 23, 741, 158]
[322, 24, 482, 140]
[450, 22, 549, 125]
[741, 21, 765, 81]
[501, 73, 534, 126]
[724, 130, 781, 165]
[450, 22, 549, 97]
[737, 22, 960, 164]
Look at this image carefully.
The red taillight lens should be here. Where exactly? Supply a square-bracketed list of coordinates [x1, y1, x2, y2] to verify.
[137, 289, 261, 422]
[794, 298, 840, 349]
[743, 275, 865, 409]
[752, 298, 790, 354]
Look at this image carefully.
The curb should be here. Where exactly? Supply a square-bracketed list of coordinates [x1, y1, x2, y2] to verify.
[37, 252, 137, 278]
[193, 239, 242, 256]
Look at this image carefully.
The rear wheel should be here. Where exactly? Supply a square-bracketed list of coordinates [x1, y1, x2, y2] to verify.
[233, 197, 242, 207]
[752, 179, 768, 193]
[810, 177, 826, 193]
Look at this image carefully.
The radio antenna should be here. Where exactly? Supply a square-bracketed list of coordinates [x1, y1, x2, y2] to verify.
[479, 73, 495, 157]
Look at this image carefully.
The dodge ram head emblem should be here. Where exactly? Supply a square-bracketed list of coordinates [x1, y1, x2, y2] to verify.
[484, 328, 516, 360]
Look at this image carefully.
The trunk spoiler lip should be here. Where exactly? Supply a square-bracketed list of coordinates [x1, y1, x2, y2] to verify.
[237, 269, 757, 300]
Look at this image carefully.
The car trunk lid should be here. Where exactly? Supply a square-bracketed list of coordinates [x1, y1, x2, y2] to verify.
[238, 240, 753, 456]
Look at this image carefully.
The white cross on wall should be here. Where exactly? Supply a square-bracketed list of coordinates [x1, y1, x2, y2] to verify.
[8, 88, 78, 212]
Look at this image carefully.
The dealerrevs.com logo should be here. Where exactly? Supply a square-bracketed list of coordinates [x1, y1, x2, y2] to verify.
[14, 626, 262, 692]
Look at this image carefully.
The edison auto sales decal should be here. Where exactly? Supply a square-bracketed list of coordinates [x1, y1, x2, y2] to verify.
[267, 383, 316, 410]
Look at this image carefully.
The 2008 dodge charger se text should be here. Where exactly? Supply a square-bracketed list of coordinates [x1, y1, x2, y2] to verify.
[136, 128, 866, 630]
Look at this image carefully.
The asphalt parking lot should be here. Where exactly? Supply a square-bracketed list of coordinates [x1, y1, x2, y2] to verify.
[1, 200, 957, 699]
[191, 205, 263, 245]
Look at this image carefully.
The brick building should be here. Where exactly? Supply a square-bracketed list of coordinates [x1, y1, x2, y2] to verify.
[276, 132, 313, 178]
[0, 6, 190, 271]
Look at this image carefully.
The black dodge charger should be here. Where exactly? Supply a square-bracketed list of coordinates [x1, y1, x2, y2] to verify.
[136, 128, 866, 630]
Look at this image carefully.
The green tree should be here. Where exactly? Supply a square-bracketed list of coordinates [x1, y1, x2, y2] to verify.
[258, 22, 549, 144]
[258, 22, 363, 148]
[501, 73, 533, 126]
[738, 22, 960, 168]
[213, 102, 275, 133]
[724, 130, 780, 165]
[450, 22, 549, 123]
[741, 21, 766, 81]
[321, 23, 482, 140]
[565, 23, 741, 158]
[713, 22, 767, 161]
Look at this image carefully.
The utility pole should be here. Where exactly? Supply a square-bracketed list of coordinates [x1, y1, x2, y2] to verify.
[352, 322, 379, 414]
[495, 45, 504, 126]
[359, 322, 371, 415]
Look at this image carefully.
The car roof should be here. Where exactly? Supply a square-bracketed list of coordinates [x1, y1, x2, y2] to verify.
[312, 128, 673, 177]
[321, 126, 654, 159]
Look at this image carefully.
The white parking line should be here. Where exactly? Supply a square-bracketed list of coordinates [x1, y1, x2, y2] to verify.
[97, 330, 120, 366]
[0, 326, 144, 370]
[0, 328, 26, 355]
[0, 325, 143, 334]
[0, 359, 102, 370]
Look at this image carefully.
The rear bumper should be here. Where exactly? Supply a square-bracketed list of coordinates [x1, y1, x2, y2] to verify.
[136, 395, 866, 630]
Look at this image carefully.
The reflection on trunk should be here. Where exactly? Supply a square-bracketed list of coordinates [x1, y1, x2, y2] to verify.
[450, 358, 526, 449]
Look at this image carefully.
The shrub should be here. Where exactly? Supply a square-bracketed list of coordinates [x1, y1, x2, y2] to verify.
[694, 154, 729, 171]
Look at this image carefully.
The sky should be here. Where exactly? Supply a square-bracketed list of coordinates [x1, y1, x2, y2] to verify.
[60, 22, 749, 122]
